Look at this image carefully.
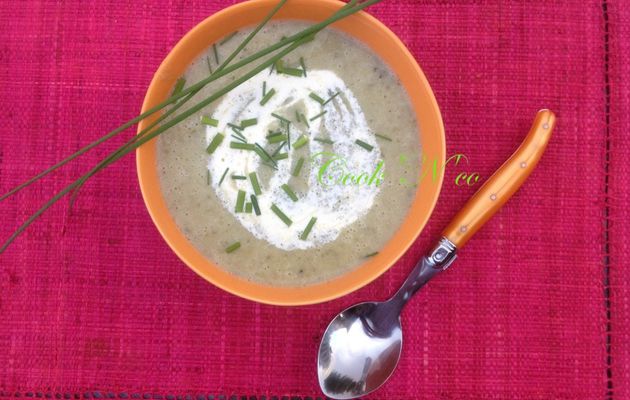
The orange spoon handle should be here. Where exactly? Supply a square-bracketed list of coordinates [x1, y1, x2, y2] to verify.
[442, 109, 556, 248]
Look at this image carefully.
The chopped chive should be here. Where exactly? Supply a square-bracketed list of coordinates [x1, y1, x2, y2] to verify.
[220, 31, 238, 45]
[267, 133, 287, 143]
[230, 142, 255, 151]
[172, 77, 186, 96]
[205, 56, 213, 74]
[271, 112, 291, 125]
[218, 168, 229, 186]
[225, 242, 241, 253]
[245, 202, 253, 213]
[249, 172, 262, 195]
[227, 122, 243, 131]
[269, 62, 275, 75]
[274, 59, 284, 73]
[300, 217, 317, 240]
[231, 174, 247, 180]
[355, 139, 374, 152]
[213, 43, 219, 64]
[201, 116, 219, 127]
[250, 194, 261, 216]
[323, 91, 340, 105]
[254, 143, 276, 166]
[235, 190, 246, 213]
[282, 67, 304, 77]
[271, 141, 287, 157]
[271, 204, 292, 226]
[292, 157, 305, 177]
[300, 113, 310, 128]
[231, 134, 247, 143]
[375, 133, 393, 141]
[206, 133, 225, 154]
[286, 124, 291, 150]
[365, 251, 379, 258]
[293, 135, 309, 149]
[231, 128, 247, 141]
[262, 81, 267, 97]
[313, 137, 334, 145]
[309, 110, 327, 122]
[300, 57, 307, 77]
[309, 92, 325, 105]
[281, 184, 298, 202]
[260, 88, 276, 105]
[274, 152, 289, 161]
[206, 169, 210, 185]
[240, 118, 258, 128]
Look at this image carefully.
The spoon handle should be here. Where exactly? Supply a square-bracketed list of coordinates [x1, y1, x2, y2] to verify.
[442, 109, 556, 248]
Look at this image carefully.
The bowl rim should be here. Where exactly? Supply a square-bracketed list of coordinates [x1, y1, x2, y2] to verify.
[136, 0, 445, 306]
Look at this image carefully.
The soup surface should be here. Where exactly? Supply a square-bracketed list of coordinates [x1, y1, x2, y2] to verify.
[157, 21, 421, 286]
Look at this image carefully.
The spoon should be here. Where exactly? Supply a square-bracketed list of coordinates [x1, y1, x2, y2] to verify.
[318, 109, 556, 399]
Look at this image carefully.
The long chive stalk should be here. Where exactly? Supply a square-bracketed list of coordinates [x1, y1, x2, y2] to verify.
[0, 0, 383, 253]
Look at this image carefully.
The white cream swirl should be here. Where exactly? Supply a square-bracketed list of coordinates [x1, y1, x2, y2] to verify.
[206, 70, 382, 250]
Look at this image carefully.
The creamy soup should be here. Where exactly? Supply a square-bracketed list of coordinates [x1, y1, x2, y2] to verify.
[157, 21, 421, 286]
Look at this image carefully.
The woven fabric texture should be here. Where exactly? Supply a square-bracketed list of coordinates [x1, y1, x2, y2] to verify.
[0, 1, 625, 399]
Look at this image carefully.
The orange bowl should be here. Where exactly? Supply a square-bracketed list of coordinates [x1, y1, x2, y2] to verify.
[136, 0, 445, 305]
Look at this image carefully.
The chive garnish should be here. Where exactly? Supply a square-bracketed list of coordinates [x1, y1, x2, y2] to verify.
[220, 31, 238, 45]
[300, 113, 310, 128]
[235, 190, 246, 213]
[201, 116, 219, 127]
[225, 242, 241, 253]
[231, 128, 247, 142]
[231, 175, 247, 180]
[286, 124, 291, 150]
[254, 143, 277, 166]
[274, 152, 289, 161]
[271, 141, 287, 158]
[206, 169, 210, 185]
[309, 92, 325, 105]
[227, 122, 243, 131]
[274, 59, 284, 73]
[240, 118, 258, 128]
[230, 142, 255, 151]
[206, 133, 225, 154]
[172, 77, 186, 96]
[205, 56, 213, 74]
[271, 204, 292, 226]
[300, 217, 317, 240]
[300, 57, 307, 77]
[292, 157, 305, 177]
[271, 112, 291, 125]
[219, 168, 229, 186]
[355, 139, 374, 151]
[250, 194, 261, 216]
[323, 91, 340, 105]
[213, 43, 219, 64]
[365, 251, 379, 258]
[249, 172, 262, 195]
[281, 184, 298, 202]
[313, 137, 334, 144]
[309, 110, 327, 122]
[375, 133, 392, 141]
[282, 67, 304, 77]
[260, 88, 276, 105]
[245, 203, 253, 213]
[231, 134, 247, 143]
[293, 135, 309, 149]
[267, 133, 287, 143]
[262, 81, 267, 97]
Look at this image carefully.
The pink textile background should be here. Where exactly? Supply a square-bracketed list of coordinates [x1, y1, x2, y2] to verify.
[0, 0, 627, 399]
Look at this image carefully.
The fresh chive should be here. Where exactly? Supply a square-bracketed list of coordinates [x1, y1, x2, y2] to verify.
[309, 110, 327, 122]
[271, 204, 292, 226]
[282, 67, 304, 77]
[267, 133, 287, 143]
[274, 59, 284, 73]
[365, 251, 379, 258]
[231, 128, 247, 142]
[271, 141, 287, 157]
[286, 124, 291, 150]
[225, 242, 241, 253]
[201, 115, 219, 127]
[213, 43, 220, 64]
[375, 133, 393, 141]
[206, 169, 210, 185]
[172, 77, 186, 96]
[269, 62, 275, 75]
[249, 172, 262, 195]
[355, 139, 374, 152]
[254, 143, 277, 166]
[235, 190, 246, 213]
[230, 142, 255, 151]
[227, 122, 243, 131]
[260, 88, 276, 105]
[245, 203, 253, 213]
[293, 135, 309, 149]
[292, 157, 305, 177]
[219, 168, 229, 186]
[309, 92, 325, 104]
[220, 31, 238, 45]
[231, 134, 247, 143]
[300, 113, 310, 128]
[262, 81, 267, 96]
[240, 118, 258, 128]
[274, 152, 289, 161]
[323, 91, 340, 105]
[250, 194, 261, 216]
[206, 133, 225, 154]
[231, 174, 247, 180]
[300, 57, 307, 77]
[300, 217, 317, 240]
[271, 112, 291, 125]
[313, 137, 334, 144]
[281, 184, 298, 201]
[205, 56, 213, 74]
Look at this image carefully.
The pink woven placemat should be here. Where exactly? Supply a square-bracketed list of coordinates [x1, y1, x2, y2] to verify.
[0, 1, 626, 398]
